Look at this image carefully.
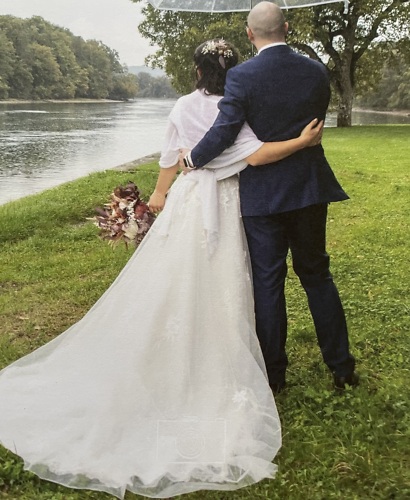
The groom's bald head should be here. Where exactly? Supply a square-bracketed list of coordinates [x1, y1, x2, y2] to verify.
[247, 1, 287, 42]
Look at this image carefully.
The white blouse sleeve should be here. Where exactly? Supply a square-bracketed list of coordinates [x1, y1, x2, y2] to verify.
[203, 122, 263, 171]
[158, 119, 180, 168]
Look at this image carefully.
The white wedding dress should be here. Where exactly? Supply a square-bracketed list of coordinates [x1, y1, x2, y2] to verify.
[0, 90, 281, 499]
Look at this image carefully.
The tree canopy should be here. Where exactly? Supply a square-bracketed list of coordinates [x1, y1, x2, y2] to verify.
[132, 0, 409, 126]
[286, 0, 409, 125]
[0, 15, 138, 100]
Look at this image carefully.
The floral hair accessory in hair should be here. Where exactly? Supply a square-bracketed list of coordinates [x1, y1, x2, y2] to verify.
[201, 39, 234, 69]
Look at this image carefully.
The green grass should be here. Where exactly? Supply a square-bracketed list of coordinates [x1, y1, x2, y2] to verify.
[0, 126, 409, 499]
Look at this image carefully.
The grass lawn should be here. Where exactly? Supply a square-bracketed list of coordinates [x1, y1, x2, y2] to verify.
[0, 126, 409, 499]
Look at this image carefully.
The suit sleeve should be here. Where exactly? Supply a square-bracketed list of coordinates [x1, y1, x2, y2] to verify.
[191, 69, 247, 168]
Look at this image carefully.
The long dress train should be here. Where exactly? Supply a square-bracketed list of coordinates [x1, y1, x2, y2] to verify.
[0, 90, 281, 499]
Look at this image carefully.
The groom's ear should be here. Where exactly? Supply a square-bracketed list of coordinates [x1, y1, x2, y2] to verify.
[246, 26, 254, 43]
[284, 22, 289, 37]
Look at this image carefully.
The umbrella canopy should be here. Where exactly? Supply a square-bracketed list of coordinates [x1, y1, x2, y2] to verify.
[146, 0, 349, 13]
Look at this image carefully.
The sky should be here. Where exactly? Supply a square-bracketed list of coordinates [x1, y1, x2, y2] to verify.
[0, 0, 155, 67]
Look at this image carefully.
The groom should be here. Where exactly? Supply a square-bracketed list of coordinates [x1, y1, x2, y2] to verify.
[181, 2, 358, 393]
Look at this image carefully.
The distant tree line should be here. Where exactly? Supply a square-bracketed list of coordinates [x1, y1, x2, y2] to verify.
[0, 15, 138, 100]
[134, 72, 179, 98]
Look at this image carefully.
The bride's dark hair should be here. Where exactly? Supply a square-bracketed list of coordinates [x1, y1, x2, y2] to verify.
[194, 39, 239, 96]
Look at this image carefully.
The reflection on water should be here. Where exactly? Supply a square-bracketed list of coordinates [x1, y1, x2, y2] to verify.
[0, 100, 409, 206]
[0, 100, 175, 205]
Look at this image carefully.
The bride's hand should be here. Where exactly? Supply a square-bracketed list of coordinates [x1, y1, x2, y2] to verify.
[300, 118, 324, 147]
[148, 191, 166, 213]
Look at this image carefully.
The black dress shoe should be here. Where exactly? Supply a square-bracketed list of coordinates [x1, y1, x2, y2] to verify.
[333, 372, 359, 390]
[270, 381, 286, 395]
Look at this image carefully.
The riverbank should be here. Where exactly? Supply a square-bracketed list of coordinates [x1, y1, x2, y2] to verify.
[353, 107, 410, 117]
[0, 126, 409, 499]
[112, 152, 161, 171]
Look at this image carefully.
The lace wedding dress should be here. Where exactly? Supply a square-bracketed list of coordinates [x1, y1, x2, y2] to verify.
[0, 90, 281, 499]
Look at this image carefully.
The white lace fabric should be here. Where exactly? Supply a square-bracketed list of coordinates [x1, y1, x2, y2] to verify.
[0, 92, 281, 499]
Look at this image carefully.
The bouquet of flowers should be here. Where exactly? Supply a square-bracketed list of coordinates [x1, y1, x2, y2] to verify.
[90, 182, 155, 247]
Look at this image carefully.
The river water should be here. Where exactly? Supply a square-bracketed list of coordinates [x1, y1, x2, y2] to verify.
[0, 100, 409, 206]
[0, 100, 175, 206]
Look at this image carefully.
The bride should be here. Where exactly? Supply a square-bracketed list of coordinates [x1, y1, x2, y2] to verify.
[0, 40, 322, 499]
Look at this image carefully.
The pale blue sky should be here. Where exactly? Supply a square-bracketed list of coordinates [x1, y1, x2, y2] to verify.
[0, 0, 154, 66]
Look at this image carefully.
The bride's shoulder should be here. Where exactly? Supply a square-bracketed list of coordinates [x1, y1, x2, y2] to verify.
[171, 90, 199, 113]
[176, 89, 200, 103]
[172, 89, 218, 115]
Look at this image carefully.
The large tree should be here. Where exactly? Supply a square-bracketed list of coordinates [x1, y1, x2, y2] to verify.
[132, 0, 409, 126]
[286, 0, 410, 125]
[134, 4, 251, 93]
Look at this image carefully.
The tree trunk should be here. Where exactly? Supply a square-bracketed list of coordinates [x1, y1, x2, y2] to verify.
[337, 87, 354, 127]
[336, 62, 354, 127]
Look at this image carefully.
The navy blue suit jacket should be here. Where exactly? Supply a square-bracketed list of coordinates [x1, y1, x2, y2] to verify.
[191, 45, 348, 216]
